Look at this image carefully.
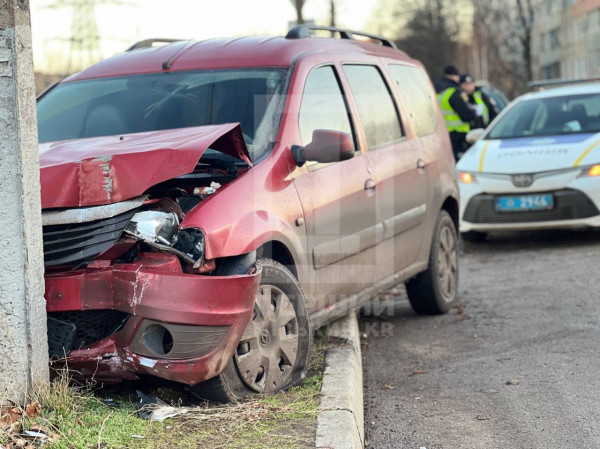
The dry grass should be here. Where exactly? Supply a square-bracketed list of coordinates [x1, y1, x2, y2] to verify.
[0, 334, 327, 448]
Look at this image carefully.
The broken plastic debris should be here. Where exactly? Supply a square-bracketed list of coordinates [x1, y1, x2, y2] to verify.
[149, 406, 189, 422]
[23, 430, 48, 439]
[136, 390, 167, 420]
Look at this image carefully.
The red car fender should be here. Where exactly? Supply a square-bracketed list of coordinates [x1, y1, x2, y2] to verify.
[180, 147, 307, 267]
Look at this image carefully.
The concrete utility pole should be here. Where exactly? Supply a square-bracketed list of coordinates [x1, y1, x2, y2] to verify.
[0, 0, 48, 402]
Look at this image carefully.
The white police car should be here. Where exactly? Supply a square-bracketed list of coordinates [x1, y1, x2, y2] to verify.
[456, 82, 600, 241]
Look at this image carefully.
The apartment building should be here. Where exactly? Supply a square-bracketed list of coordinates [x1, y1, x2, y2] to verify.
[533, 0, 600, 80]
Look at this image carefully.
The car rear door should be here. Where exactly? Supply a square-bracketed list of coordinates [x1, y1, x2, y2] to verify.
[291, 64, 379, 308]
[341, 63, 429, 279]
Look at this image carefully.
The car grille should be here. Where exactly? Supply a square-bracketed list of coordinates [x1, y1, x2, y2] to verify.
[463, 189, 599, 224]
[47, 310, 130, 357]
[42, 209, 136, 267]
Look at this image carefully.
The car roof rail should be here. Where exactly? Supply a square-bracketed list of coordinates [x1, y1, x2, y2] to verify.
[528, 77, 600, 90]
[126, 38, 186, 52]
[286, 25, 398, 50]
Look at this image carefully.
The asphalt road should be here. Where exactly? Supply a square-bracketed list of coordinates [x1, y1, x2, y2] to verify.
[362, 230, 600, 449]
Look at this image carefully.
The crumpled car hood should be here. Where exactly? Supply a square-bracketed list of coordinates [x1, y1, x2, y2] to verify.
[39, 124, 251, 209]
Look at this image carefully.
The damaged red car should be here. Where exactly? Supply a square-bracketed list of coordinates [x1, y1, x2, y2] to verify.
[37, 26, 459, 402]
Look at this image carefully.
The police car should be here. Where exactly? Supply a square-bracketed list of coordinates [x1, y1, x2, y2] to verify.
[456, 82, 600, 241]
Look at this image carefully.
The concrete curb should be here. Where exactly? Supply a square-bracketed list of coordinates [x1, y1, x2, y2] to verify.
[316, 313, 364, 449]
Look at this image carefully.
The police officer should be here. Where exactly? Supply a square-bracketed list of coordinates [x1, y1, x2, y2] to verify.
[435, 65, 476, 160]
[459, 73, 499, 129]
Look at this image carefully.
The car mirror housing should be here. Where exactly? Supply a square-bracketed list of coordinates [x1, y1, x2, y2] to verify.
[466, 128, 485, 145]
[291, 130, 354, 167]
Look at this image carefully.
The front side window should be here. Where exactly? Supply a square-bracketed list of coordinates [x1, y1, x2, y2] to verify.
[342, 65, 403, 150]
[388, 64, 437, 137]
[487, 93, 600, 139]
[37, 68, 289, 162]
[298, 66, 355, 149]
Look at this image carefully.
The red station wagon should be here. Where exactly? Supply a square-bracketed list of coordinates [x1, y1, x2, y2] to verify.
[37, 26, 459, 402]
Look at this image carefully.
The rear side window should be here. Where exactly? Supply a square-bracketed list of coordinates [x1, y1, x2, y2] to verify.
[388, 65, 437, 136]
[342, 65, 403, 150]
[299, 66, 355, 149]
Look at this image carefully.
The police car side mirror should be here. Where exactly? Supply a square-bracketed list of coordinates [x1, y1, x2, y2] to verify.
[466, 128, 485, 145]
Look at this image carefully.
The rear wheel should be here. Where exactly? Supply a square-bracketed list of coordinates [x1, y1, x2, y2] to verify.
[406, 210, 458, 315]
[192, 258, 311, 402]
[461, 231, 487, 243]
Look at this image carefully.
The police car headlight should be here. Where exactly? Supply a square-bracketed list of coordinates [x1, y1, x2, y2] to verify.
[459, 172, 477, 184]
[584, 165, 600, 177]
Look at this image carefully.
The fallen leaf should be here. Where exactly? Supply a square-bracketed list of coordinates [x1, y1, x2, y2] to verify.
[506, 379, 519, 386]
[24, 403, 40, 419]
[76, 418, 83, 426]
[381, 384, 396, 390]
[3, 408, 22, 424]
[413, 370, 425, 375]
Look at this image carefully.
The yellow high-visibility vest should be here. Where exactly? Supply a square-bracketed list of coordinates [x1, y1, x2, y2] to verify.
[472, 90, 490, 126]
[437, 87, 470, 133]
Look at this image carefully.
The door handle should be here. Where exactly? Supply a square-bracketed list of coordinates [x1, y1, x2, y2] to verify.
[364, 179, 376, 190]
[417, 159, 426, 170]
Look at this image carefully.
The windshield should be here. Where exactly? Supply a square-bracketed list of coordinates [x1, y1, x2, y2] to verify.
[37, 68, 289, 162]
[487, 93, 600, 139]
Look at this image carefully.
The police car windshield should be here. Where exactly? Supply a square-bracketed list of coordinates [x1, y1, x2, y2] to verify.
[487, 93, 600, 139]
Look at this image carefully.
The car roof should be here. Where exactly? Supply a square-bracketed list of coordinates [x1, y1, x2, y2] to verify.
[63, 35, 415, 83]
[517, 82, 600, 101]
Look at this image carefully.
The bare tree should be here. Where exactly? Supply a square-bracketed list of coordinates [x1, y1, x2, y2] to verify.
[290, 0, 306, 25]
[387, 0, 462, 79]
[471, 0, 536, 96]
[516, 0, 535, 82]
[330, 0, 336, 27]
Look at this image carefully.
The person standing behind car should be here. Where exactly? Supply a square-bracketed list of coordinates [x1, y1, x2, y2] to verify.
[459, 73, 499, 129]
[435, 65, 476, 160]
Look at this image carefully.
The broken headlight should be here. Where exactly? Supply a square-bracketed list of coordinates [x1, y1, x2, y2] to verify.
[125, 211, 206, 270]
[125, 211, 180, 245]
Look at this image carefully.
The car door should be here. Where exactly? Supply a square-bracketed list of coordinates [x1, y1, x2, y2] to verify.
[292, 65, 379, 307]
[341, 64, 429, 280]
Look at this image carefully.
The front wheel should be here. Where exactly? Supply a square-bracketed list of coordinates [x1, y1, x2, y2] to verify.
[192, 258, 311, 402]
[406, 210, 458, 315]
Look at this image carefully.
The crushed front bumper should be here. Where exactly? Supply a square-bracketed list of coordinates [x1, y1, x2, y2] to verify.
[45, 252, 261, 385]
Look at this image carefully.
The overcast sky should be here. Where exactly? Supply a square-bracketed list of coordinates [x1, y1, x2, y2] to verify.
[30, 0, 380, 73]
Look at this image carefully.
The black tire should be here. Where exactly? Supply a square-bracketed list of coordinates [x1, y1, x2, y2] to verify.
[461, 231, 487, 243]
[406, 210, 458, 315]
[192, 258, 311, 403]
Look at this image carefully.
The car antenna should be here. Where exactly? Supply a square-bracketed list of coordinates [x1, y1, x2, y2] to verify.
[162, 40, 196, 70]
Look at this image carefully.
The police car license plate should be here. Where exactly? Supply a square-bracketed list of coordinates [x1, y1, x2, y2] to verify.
[495, 194, 554, 212]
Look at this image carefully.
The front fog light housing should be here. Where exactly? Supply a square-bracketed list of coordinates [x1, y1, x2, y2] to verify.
[459, 172, 477, 184]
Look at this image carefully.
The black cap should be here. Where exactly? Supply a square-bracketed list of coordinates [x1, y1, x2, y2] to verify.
[459, 73, 474, 84]
[444, 64, 459, 75]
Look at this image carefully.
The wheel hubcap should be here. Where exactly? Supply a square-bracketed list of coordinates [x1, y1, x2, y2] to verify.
[437, 224, 458, 302]
[234, 284, 299, 393]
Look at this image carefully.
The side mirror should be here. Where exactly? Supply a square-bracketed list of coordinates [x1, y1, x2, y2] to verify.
[466, 128, 485, 145]
[291, 130, 354, 167]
